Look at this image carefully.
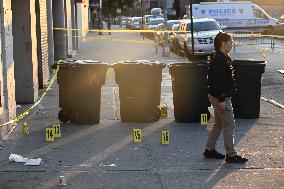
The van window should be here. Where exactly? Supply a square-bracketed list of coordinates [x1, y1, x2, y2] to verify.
[253, 9, 267, 19]
[186, 21, 220, 32]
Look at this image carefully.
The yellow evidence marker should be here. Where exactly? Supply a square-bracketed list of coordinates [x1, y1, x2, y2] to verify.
[53, 124, 61, 138]
[201, 114, 208, 126]
[46, 128, 55, 142]
[161, 131, 170, 144]
[133, 129, 142, 142]
[160, 106, 168, 118]
[22, 122, 29, 135]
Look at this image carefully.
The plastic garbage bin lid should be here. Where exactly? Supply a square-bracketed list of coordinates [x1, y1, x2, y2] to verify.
[168, 62, 209, 69]
[233, 60, 266, 66]
[76, 60, 102, 64]
[59, 60, 109, 69]
[114, 60, 165, 68]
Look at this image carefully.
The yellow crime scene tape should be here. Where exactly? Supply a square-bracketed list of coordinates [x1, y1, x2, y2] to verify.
[72, 35, 157, 45]
[0, 61, 61, 128]
[53, 27, 186, 33]
[54, 27, 284, 53]
[54, 27, 284, 39]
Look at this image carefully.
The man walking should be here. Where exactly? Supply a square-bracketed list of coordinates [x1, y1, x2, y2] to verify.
[203, 32, 248, 163]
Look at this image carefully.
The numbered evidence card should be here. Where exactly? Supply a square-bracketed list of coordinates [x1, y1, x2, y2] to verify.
[46, 128, 55, 142]
[133, 129, 142, 142]
[161, 131, 170, 144]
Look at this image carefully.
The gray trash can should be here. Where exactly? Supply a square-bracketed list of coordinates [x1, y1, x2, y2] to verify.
[113, 60, 165, 123]
[168, 62, 210, 122]
[232, 60, 266, 118]
[57, 60, 108, 124]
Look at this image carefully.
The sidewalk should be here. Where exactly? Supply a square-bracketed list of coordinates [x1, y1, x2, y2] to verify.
[0, 27, 283, 189]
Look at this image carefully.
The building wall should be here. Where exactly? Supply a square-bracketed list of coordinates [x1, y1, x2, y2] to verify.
[262, 6, 284, 18]
[0, 0, 16, 139]
[251, 0, 284, 18]
[251, 0, 284, 6]
[36, 0, 49, 88]
[46, 0, 54, 66]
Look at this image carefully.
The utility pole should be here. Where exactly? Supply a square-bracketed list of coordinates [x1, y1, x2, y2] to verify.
[163, 0, 170, 57]
[163, 0, 168, 22]
[99, 0, 103, 35]
[140, 0, 144, 40]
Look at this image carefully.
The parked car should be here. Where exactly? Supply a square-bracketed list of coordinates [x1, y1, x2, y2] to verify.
[169, 24, 180, 53]
[151, 8, 162, 15]
[129, 17, 142, 30]
[120, 16, 129, 25]
[155, 20, 180, 45]
[155, 24, 165, 44]
[176, 18, 222, 59]
[145, 18, 165, 39]
[144, 14, 164, 26]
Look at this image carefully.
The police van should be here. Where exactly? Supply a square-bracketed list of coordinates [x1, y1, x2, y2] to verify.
[187, 1, 279, 32]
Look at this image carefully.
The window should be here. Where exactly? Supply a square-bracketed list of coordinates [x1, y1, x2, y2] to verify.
[253, 9, 267, 19]
[167, 21, 180, 30]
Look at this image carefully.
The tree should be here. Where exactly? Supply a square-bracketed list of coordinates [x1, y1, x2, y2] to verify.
[102, 0, 135, 18]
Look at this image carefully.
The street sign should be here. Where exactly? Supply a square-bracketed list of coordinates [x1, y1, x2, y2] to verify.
[117, 8, 121, 14]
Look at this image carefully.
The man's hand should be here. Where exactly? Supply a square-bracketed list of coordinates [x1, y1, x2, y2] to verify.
[218, 102, 226, 113]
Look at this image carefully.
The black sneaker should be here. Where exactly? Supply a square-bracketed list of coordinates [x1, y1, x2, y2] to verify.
[225, 155, 248, 163]
[203, 149, 225, 159]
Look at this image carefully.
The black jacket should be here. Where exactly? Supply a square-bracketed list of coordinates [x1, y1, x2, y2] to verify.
[207, 51, 237, 102]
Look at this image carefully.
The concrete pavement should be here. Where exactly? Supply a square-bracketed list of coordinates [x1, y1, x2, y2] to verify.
[0, 26, 283, 189]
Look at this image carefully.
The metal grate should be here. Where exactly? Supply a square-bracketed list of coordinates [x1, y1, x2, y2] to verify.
[197, 37, 213, 44]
